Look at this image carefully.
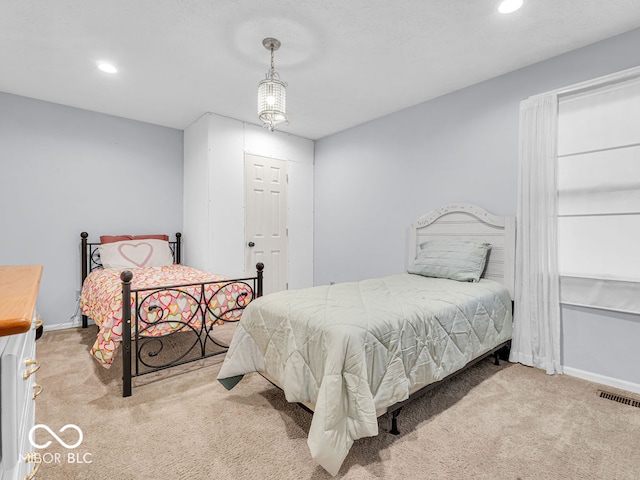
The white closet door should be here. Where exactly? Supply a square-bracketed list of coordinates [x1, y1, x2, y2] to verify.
[245, 154, 288, 296]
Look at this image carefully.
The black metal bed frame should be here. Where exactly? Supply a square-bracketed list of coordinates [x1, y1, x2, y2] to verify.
[385, 339, 511, 435]
[80, 232, 264, 397]
[277, 339, 512, 436]
[261, 331, 510, 439]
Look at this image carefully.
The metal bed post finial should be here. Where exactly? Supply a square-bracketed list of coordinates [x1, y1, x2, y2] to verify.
[175, 232, 182, 264]
[120, 270, 134, 398]
[81, 232, 88, 280]
[256, 263, 264, 298]
[81, 232, 89, 328]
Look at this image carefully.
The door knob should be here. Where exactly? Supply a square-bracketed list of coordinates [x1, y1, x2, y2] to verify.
[248, 242, 255, 247]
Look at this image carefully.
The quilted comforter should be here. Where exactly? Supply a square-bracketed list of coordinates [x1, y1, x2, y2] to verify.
[217, 273, 512, 476]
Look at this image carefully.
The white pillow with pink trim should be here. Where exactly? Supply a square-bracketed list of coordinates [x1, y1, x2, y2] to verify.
[98, 239, 174, 269]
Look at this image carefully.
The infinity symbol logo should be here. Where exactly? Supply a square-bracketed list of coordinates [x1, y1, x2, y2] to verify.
[29, 424, 84, 449]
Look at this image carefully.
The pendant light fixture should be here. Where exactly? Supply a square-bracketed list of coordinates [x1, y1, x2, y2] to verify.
[258, 37, 288, 131]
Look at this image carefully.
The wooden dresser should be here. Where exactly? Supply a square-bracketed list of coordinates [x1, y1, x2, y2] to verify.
[0, 265, 43, 480]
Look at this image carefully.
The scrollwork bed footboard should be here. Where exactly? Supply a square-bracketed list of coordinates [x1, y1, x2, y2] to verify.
[120, 263, 264, 397]
[79, 232, 264, 396]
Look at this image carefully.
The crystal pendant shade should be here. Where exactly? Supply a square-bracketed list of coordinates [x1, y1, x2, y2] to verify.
[258, 38, 288, 131]
[258, 77, 287, 130]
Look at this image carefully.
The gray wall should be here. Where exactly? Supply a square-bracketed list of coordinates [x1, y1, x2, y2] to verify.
[0, 92, 183, 329]
[314, 28, 640, 389]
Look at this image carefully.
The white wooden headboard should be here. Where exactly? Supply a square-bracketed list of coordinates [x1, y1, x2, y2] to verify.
[408, 203, 516, 298]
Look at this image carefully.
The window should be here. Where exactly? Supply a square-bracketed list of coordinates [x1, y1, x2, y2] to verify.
[557, 76, 640, 314]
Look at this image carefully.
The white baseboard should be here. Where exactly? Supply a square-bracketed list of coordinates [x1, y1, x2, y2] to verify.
[563, 366, 640, 395]
[43, 317, 94, 331]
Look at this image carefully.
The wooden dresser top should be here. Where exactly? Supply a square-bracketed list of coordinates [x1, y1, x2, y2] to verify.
[0, 265, 43, 337]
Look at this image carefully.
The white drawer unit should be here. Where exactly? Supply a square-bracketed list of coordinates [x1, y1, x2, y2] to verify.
[0, 265, 42, 480]
[0, 321, 39, 480]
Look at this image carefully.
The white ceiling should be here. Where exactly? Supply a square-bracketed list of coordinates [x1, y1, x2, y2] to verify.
[2, 1, 640, 140]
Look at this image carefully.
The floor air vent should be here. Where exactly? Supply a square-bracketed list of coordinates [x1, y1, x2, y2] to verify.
[598, 390, 640, 408]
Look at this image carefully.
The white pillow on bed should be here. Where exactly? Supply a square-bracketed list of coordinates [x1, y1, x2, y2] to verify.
[408, 240, 491, 282]
[98, 239, 174, 269]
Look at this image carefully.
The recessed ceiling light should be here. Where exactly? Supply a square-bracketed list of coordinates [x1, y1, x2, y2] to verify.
[498, 0, 523, 14]
[97, 62, 118, 74]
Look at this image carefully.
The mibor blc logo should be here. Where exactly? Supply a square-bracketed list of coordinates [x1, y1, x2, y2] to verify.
[27, 424, 92, 465]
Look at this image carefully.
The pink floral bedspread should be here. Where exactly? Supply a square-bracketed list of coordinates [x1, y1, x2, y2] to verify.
[80, 265, 252, 367]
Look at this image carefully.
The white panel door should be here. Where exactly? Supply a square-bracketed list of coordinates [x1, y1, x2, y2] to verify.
[245, 154, 288, 295]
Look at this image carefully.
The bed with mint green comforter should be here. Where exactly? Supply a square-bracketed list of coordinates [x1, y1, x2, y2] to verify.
[217, 273, 512, 476]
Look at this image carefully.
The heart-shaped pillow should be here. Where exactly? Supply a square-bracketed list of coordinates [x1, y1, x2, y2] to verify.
[98, 239, 174, 269]
[117, 242, 154, 267]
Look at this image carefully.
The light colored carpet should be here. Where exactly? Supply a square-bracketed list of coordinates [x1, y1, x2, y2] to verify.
[33, 326, 640, 479]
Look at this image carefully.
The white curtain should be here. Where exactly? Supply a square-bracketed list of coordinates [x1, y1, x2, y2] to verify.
[509, 94, 563, 374]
